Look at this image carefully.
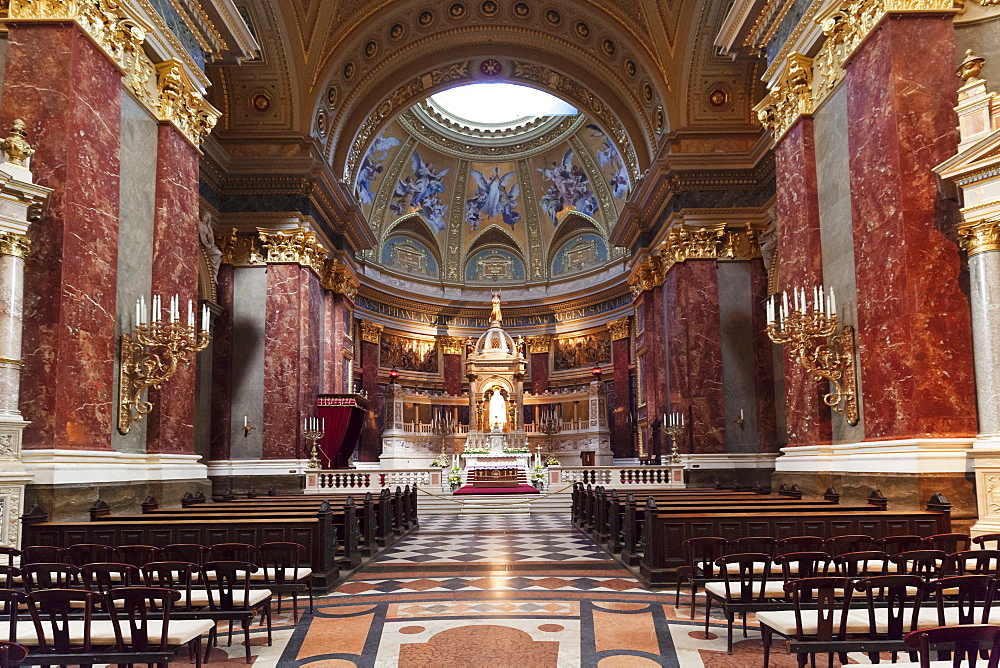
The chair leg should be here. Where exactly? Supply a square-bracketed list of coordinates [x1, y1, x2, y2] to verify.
[675, 574, 682, 606]
[704, 597, 712, 638]
[193, 638, 202, 668]
[292, 592, 299, 622]
[742, 611, 748, 637]
[308, 580, 314, 613]
[761, 625, 771, 668]
[727, 612, 734, 654]
[690, 582, 697, 619]
[242, 618, 251, 664]
[228, 619, 234, 646]
[266, 603, 273, 646]
[204, 628, 215, 663]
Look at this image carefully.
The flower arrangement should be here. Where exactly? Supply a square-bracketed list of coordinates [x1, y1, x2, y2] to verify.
[447, 467, 463, 489]
[545, 455, 560, 466]
[503, 446, 529, 453]
[431, 453, 450, 467]
[529, 464, 546, 487]
[462, 446, 490, 454]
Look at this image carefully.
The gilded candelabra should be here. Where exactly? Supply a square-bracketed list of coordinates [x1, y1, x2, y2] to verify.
[663, 412, 683, 464]
[304, 417, 325, 469]
[118, 295, 210, 434]
[766, 286, 859, 425]
[538, 411, 562, 462]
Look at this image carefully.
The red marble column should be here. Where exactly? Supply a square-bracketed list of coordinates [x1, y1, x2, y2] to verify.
[209, 265, 234, 461]
[530, 352, 549, 394]
[358, 338, 381, 461]
[751, 260, 779, 451]
[639, 285, 667, 454]
[775, 118, 832, 447]
[443, 354, 463, 396]
[845, 16, 976, 439]
[262, 265, 321, 460]
[2, 25, 122, 450]
[610, 335, 633, 457]
[665, 262, 726, 454]
[322, 292, 353, 394]
[146, 125, 201, 454]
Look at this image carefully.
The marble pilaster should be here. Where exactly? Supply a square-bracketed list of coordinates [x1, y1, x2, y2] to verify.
[359, 337, 381, 462]
[610, 335, 633, 457]
[971, 252, 1000, 438]
[209, 264, 234, 461]
[443, 353, 463, 396]
[530, 352, 549, 394]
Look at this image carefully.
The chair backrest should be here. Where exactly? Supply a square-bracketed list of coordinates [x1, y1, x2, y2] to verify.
[162, 543, 209, 565]
[107, 587, 180, 652]
[141, 561, 199, 610]
[893, 550, 947, 581]
[923, 533, 972, 554]
[0, 641, 28, 668]
[21, 563, 80, 592]
[0, 566, 19, 590]
[876, 535, 924, 555]
[904, 624, 1000, 668]
[0, 591, 24, 646]
[19, 546, 65, 565]
[853, 575, 925, 640]
[66, 543, 116, 567]
[0, 548, 20, 568]
[81, 562, 140, 594]
[776, 536, 825, 556]
[730, 536, 776, 556]
[714, 553, 772, 602]
[775, 551, 832, 582]
[208, 543, 257, 564]
[946, 550, 1000, 577]
[834, 550, 889, 578]
[116, 545, 163, 568]
[26, 588, 98, 655]
[681, 537, 728, 577]
[258, 542, 306, 584]
[973, 533, 1000, 551]
[825, 534, 874, 557]
[783, 577, 852, 642]
[202, 561, 256, 610]
[928, 575, 996, 626]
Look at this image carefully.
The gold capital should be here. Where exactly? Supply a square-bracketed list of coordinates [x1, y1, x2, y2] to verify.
[321, 259, 359, 299]
[360, 320, 383, 344]
[607, 317, 631, 341]
[653, 223, 762, 276]
[960, 219, 1000, 256]
[525, 335, 551, 354]
[439, 336, 465, 355]
[0, 232, 30, 259]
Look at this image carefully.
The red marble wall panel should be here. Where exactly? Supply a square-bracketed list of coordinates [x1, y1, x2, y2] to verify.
[4, 25, 122, 450]
[775, 118, 833, 446]
[209, 265, 234, 460]
[358, 339, 381, 461]
[611, 336, 633, 457]
[146, 126, 201, 454]
[321, 292, 337, 395]
[640, 286, 667, 454]
[845, 16, 976, 439]
[530, 352, 549, 394]
[751, 259, 779, 452]
[443, 354, 463, 396]
[666, 262, 726, 454]
[299, 271, 322, 459]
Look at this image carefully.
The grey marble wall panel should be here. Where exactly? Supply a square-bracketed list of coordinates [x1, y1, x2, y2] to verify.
[814, 84, 865, 443]
[111, 92, 156, 454]
[230, 267, 266, 459]
[719, 262, 759, 452]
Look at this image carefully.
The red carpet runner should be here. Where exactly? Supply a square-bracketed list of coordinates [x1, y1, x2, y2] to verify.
[453, 484, 540, 495]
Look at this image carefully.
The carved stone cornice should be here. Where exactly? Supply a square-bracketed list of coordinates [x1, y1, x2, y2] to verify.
[960, 219, 1000, 255]
[321, 259, 359, 299]
[606, 316, 631, 341]
[438, 336, 465, 356]
[359, 320, 383, 344]
[754, 53, 813, 140]
[525, 335, 552, 354]
[0, 232, 30, 258]
[216, 227, 328, 275]
[3, 0, 220, 147]
[629, 223, 763, 285]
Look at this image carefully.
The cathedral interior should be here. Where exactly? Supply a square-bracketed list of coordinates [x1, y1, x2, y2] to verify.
[0, 0, 999, 664]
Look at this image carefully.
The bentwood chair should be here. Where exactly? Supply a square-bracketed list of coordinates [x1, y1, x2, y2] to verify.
[107, 586, 214, 668]
[900, 624, 1000, 668]
[66, 544, 116, 567]
[20, 563, 79, 592]
[923, 533, 972, 554]
[0, 641, 28, 668]
[141, 561, 204, 611]
[18, 547, 65, 566]
[202, 561, 272, 663]
[116, 544, 163, 568]
[704, 552, 784, 654]
[675, 537, 727, 619]
[258, 542, 314, 620]
[80, 562, 141, 595]
[757, 576, 853, 668]
[824, 534, 873, 557]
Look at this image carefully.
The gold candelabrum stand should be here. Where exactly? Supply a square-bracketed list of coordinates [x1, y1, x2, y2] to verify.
[663, 421, 683, 464]
[766, 286, 860, 426]
[118, 295, 210, 435]
[538, 416, 561, 462]
[305, 427, 325, 469]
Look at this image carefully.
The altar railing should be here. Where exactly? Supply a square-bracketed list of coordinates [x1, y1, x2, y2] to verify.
[548, 465, 684, 488]
[304, 468, 441, 492]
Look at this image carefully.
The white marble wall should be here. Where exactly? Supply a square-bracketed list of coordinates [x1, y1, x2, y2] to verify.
[718, 262, 759, 452]
[230, 266, 266, 459]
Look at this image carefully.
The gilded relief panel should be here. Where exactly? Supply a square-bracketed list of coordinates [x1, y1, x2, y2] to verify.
[380, 333, 438, 373]
[553, 331, 612, 370]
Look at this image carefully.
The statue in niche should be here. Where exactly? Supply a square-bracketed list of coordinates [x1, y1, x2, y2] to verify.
[490, 292, 503, 324]
[199, 210, 222, 282]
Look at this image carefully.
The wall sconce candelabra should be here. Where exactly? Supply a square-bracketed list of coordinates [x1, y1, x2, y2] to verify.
[766, 286, 860, 426]
[118, 295, 211, 434]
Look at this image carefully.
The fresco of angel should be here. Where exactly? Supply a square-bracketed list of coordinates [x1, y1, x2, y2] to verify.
[538, 149, 599, 224]
[389, 151, 451, 232]
[466, 167, 521, 230]
[588, 124, 630, 199]
[355, 133, 401, 205]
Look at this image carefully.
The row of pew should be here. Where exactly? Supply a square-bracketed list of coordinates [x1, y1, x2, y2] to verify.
[571, 483, 953, 586]
[19, 485, 419, 591]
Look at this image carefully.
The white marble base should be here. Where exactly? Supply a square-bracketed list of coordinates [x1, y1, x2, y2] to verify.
[969, 444, 1000, 536]
[22, 449, 207, 485]
[683, 452, 780, 470]
[772, 438, 974, 474]
[206, 458, 309, 477]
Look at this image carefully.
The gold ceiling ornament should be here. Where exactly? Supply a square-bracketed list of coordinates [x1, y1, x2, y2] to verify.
[0, 232, 30, 259]
[959, 219, 1000, 256]
[655, 223, 762, 274]
[257, 228, 328, 274]
[525, 335, 552, 354]
[3, 0, 219, 147]
[321, 259, 359, 299]
[359, 320, 383, 344]
[627, 254, 665, 296]
[754, 53, 813, 139]
[438, 336, 466, 355]
[606, 316, 631, 341]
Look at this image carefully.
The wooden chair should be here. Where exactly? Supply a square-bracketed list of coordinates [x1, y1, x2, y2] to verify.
[0, 641, 28, 668]
[848, 575, 925, 664]
[162, 544, 209, 565]
[892, 550, 947, 582]
[0, 591, 25, 647]
[946, 550, 1000, 577]
[202, 561, 273, 663]
[208, 543, 258, 564]
[107, 586, 214, 668]
[80, 562, 141, 595]
[18, 547, 64, 566]
[25, 588, 101, 661]
[66, 544, 116, 567]
[674, 537, 727, 619]
[730, 536, 776, 556]
[923, 532, 972, 554]
[704, 552, 785, 653]
[258, 542, 314, 621]
[20, 563, 79, 592]
[116, 544, 163, 568]
[900, 624, 1000, 668]
[824, 534, 873, 557]
[774, 551, 832, 581]
[972, 533, 1000, 551]
[0, 566, 20, 590]
[926, 575, 996, 626]
[141, 561, 204, 611]
[757, 576, 853, 668]
[775, 536, 825, 556]
[833, 550, 889, 578]
[0, 548, 20, 568]
[876, 535, 924, 556]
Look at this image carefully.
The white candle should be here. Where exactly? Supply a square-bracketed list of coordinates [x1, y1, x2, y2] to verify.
[766, 297, 773, 325]
[830, 287, 836, 314]
[321, 418, 325, 431]
[188, 300, 194, 328]
[135, 299, 141, 327]
[244, 415, 247, 427]
[782, 291, 789, 317]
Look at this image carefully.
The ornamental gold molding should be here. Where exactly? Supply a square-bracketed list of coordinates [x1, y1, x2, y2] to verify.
[4, 0, 219, 147]
[216, 227, 328, 275]
[525, 335, 552, 354]
[659, 223, 762, 272]
[359, 320, 383, 344]
[0, 232, 30, 259]
[959, 219, 1000, 255]
[627, 255, 664, 296]
[607, 317, 631, 341]
[321, 260, 359, 299]
[758, 0, 956, 143]
[438, 336, 465, 356]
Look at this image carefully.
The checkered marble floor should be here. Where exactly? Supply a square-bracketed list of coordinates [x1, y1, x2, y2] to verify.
[373, 530, 609, 563]
[416, 515, 576, 532]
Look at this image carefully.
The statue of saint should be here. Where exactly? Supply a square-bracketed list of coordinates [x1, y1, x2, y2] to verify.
[490, 292, 503, 324]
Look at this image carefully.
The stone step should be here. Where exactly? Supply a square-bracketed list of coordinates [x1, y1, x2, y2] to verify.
[415, 489, 572, 516]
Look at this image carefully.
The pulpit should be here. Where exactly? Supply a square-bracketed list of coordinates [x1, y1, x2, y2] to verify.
[317, 394, 369, 468]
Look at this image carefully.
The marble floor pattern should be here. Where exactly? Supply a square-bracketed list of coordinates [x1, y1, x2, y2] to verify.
[173, 515, 900, 666]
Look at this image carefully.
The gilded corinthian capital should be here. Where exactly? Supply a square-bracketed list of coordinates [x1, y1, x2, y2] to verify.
[960, 219, 1000, 256]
